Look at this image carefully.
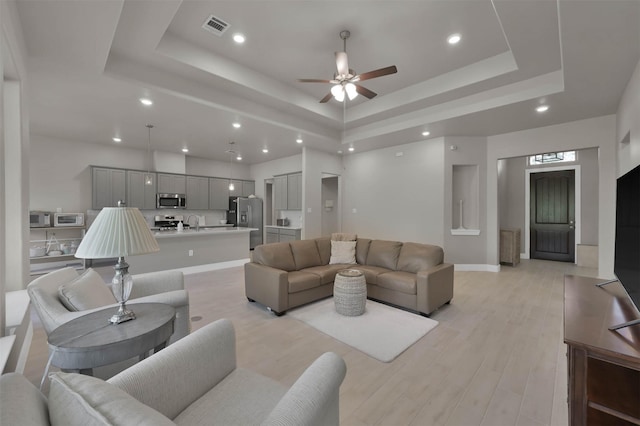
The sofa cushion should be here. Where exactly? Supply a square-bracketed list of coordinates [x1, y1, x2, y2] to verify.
[303, 264, 349, 285]
[288, 271, 322, 293]
[48, 372, 174, 426]
[290, 240, 322, 270]
[0, 373, 49, 426]
[377, 271, 417, 295]
[331, 233, 357, 241]
[397, 243, 443, 273]
[315, 238, 331, 265]
[329, 241, 356, 264]
[355, 239, 371, 265]
[58, 268, 116, 312]
[252, 242, 296, 272]
[352, 265, 390, 285]
[366, 240, 403, 270]
[173, 368, 287, 426]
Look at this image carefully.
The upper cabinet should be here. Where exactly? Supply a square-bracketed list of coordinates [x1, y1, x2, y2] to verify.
[274, 172, 302, 210]
[186, 176, 209, 210]
[157, 173, 186, 194]
[92, 167, 126, 209]
[209, 178, 229, 210]
[127, 170, 156, 210]
[229, 180, 243, 197]
[287, 173, 302, 210]
[242, 180, 255, 197]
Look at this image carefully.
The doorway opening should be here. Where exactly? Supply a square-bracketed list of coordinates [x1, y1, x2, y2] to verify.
[525, 166, 581, 262]
[264, 179, 273, 227]
[321, 174, 339, 236]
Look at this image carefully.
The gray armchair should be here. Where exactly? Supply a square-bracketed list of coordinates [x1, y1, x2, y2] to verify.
[27, 267, 190, 378]
[0, 319, 347, 426]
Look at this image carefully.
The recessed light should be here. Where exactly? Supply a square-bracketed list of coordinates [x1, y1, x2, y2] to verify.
[236, 154, 242, 161]
[233, 33, 246, 44]
[296, 138, 303, 144]
[262, 148, 269, 153]
[182, 148, 189, 153]
[348, 147, 355, 152]
[139, 98, 153, 106]
[337, 150, 343, 154]
[447, 33, 461, 45]
[112, 137, 122, 143]
[536, 105, 549, 113]
[421, 131, 430, 137]
[232, 122, 241, 129]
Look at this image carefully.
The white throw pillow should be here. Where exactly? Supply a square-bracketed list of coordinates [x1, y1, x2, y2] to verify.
[48, 372, 174, 426]
[58, 268, 116, 312]
[329, 241, 357, 264]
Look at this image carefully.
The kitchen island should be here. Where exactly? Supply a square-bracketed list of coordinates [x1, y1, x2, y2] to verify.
[127, 227, 258, 274]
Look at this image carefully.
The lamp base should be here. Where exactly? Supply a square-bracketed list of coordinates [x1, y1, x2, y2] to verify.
[109, 302, 136, 324]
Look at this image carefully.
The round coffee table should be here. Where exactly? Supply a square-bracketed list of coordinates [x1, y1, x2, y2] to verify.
[334, 269, 367, 316]
[47, 303, 175, 376]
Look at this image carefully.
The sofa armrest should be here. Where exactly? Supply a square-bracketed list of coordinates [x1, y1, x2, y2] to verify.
[244, 262, 289, 314]
[416, 263, 454, 315]
[129, 270, 184, 299]
[108, 319, 237, 420]
[0, 373, 49, 426]
[262, 352, 347, 426]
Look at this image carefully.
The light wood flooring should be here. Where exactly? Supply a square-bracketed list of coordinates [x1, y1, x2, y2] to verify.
[23, 259, 601, 425]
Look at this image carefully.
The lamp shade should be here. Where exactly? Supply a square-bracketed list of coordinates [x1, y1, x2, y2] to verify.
[75, 207, 159, 259]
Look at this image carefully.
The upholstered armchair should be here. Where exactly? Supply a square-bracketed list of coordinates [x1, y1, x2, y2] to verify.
[27, 267, 190, 378]
[0, 319, 347, 426]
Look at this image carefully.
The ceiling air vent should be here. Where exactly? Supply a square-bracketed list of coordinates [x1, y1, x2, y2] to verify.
[202, 15, 230, 36]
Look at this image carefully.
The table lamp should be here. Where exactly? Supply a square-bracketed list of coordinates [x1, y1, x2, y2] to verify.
[75, 204, 159, 324]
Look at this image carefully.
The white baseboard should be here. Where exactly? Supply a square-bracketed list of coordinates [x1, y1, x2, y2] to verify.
[454, 264, 501, 272]
[520, 252, 529, 260]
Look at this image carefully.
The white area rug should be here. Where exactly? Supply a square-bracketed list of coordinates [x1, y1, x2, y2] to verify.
[288, 298, 438, 362]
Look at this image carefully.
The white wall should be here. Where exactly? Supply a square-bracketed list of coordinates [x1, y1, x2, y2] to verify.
[186, 156, 250, 180]
[487, 115, 617, 276]
[341, 138, 445, 245]
[249, 153, 302, 200]
[617, 59, 640, 175]
[302, 147, 343, 239]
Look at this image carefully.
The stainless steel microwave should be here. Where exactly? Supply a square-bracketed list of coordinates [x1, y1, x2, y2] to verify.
[30, 211, 51, 228]
[157, 193, 186, 209]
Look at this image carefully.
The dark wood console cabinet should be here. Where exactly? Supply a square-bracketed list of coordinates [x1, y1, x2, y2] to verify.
[564, 275, 640, 425]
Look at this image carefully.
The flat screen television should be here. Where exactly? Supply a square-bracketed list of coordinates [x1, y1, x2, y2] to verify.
[612, 162, 640, 330]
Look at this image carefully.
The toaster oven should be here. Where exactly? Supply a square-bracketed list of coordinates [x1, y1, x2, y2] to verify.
[54, 212, 85, 227]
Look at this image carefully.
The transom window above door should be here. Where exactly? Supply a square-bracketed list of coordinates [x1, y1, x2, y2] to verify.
[529, 151, 576, 165]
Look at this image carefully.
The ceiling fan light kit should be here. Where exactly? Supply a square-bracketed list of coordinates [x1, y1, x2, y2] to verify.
[298, 30, 397, 103]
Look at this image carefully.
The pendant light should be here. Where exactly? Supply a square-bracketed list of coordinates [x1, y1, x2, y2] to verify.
[227, 141, 235, 191]
[145, 124, 154, 186]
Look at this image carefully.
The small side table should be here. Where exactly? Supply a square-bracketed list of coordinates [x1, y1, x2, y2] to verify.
[46, 303, 175, 377]
[334, 269, 367, 316]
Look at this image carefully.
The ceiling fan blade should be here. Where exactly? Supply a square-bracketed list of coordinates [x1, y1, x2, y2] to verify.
[335, 51, 349, 76]
[319, 93, 333, 103]
[298, 78, 333, 83]
[355, 84, 377, 99]
[356, 65, 398, 82]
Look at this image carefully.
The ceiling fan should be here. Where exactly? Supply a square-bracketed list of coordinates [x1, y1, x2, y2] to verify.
[298, 30, 398, 103]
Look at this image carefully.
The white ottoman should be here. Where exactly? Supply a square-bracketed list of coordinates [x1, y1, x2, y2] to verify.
[334, 269, 367, 316]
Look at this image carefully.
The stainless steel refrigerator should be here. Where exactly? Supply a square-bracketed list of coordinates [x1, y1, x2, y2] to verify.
[228, 197, 263, 249]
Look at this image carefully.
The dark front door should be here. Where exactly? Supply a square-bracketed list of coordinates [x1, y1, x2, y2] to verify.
[530, 170, 575, 262]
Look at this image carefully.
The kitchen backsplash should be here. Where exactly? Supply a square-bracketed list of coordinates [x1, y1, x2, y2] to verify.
[277, 210, 303, 228]
[86, 209, 229, 228]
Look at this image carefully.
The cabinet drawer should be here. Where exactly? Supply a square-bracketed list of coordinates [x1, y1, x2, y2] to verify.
[279, 229, 298, 236]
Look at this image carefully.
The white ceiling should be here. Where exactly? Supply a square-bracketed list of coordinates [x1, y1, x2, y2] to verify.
[14, 0, 640, 164]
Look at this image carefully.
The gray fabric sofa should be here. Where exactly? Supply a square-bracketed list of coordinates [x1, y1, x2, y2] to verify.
[245, 237, 454, 316]
[0, 319, 347, 426]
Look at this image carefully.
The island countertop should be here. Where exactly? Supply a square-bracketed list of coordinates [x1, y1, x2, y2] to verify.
[264, 225, 302, 230]
[153, 227, 258, 239]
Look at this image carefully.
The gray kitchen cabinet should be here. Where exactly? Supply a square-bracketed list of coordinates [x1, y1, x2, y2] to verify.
[92, 167, 126, 209]
[273, 175, 288, 210]
[186, 176, 209, 210]
[126, 170, 157, 210]
[287, 173, 302, 210]
[265, 226, 301, 242]
[209, 177, 230, 210]
[229, 180, 243, 197]
[266, 228, 279, 244]
[242, 180, 255, 197]
[157, 173, 186, 194]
